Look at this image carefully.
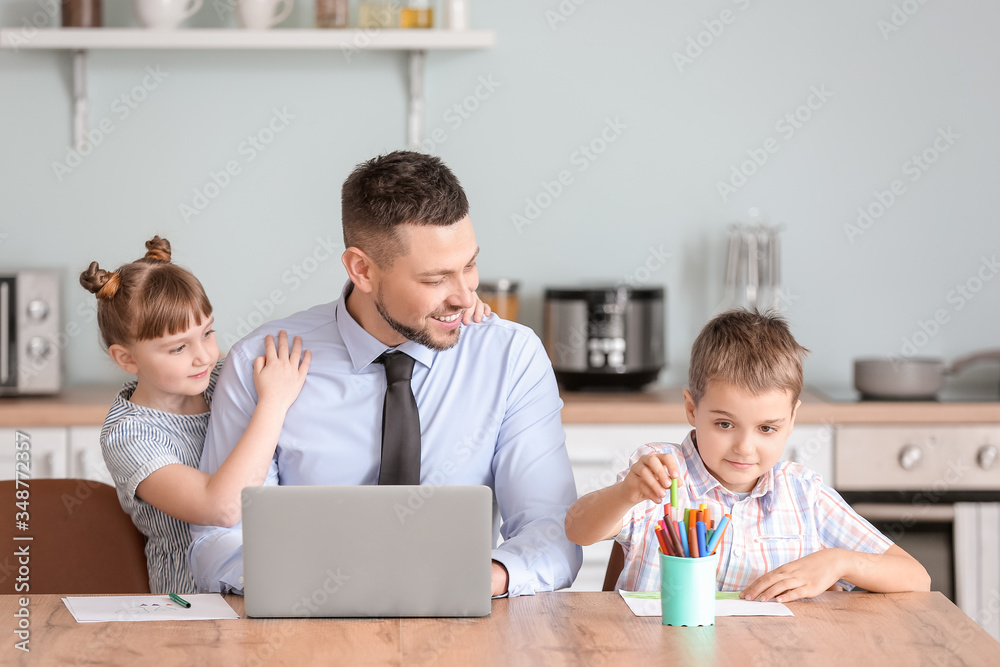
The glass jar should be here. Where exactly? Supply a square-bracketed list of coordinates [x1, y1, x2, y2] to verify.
[316, 0, 348, 28]
[399, 0, 433, 29]
[358, 2, 397, 29]
[62, 0, 102, 27]
[478, 280, 520, 322]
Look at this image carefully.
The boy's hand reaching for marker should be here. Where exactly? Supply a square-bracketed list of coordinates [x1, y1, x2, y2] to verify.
[622, 452, 680, 505]
[253, 330, 311, 413]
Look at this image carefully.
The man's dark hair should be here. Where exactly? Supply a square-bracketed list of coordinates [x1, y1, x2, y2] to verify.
[341, 151, 470, 267]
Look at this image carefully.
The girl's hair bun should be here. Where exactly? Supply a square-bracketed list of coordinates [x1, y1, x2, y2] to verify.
[144, 236, 172, 262]
[79, 261, 121, 301]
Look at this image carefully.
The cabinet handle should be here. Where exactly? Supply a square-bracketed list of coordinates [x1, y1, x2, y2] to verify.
[978, 445, 998, 471]
[43, 452, 54, 478]
[899, 444, 922, 470]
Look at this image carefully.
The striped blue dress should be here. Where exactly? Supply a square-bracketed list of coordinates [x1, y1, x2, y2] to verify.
[100, 360, 224, 594]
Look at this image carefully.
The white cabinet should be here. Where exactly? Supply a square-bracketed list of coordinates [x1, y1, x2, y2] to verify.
[0, 426, 113, 484]
[68, 426, 114, 485]
[563, 424, 691, 592]
[0, 428, 68, 480]
[562, 423, 835, 592]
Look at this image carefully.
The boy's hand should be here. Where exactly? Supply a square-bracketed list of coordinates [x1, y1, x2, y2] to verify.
[621, 452, 680, 505]
[253, 330, 312, 412]
[741, 549, 846, 603]
[462, 292, 493, 325]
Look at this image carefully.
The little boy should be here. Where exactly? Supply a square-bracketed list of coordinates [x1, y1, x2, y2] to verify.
[565, 309, 930, 602]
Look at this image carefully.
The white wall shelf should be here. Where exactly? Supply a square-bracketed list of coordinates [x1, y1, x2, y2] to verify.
[0, 28, 497, 150]
[0, 28, 495, 50]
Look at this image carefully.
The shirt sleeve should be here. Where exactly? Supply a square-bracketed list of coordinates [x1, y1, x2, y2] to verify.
[188, 343, 277, 594]
[102, 419, 183, 502]
[489, 331, 583, 596]
[814, 480, 893, 554]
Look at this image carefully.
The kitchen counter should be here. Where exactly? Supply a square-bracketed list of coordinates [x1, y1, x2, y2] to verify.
[0, 385, 120, 427]
[560, 386, 1000, 424]
[2, 384, 999, 427]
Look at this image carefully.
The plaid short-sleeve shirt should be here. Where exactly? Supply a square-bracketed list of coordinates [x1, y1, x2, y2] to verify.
[614, 431, 892, 592]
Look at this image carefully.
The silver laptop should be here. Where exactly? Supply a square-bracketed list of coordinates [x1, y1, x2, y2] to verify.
[241, 485, 493, 618]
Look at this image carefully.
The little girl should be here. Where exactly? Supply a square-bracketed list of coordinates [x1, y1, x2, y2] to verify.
[80, 236, 312, 594]
[81, 236, 492, 594]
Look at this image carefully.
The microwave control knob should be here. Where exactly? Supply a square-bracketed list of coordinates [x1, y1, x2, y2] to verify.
[977, 445, 998, 471]
[27, 337, 53, 361]
[899, 444, 922, 470]
[26, 299, 49, 322]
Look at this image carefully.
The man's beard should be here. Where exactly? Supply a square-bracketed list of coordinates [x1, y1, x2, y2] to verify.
[375, 286, 461, 351]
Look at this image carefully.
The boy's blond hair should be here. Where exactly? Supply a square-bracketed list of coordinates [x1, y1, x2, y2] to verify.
[688, 309, 808, 405]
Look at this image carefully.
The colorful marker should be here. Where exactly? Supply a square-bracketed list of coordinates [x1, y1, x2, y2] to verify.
[707, 514, 731, 555]
[678, 520, 689, 558]
[670, 477, 678, 509]
[654, 524, 671, 556]
[169, 593, 191, 609]
[696, 521, 708, 558]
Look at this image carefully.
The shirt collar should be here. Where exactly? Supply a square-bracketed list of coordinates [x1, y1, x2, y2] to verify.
[683, 429, 776, 512]
[335, 281, 437, 373]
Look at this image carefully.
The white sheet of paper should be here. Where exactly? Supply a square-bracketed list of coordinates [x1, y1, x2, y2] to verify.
[62, 594, 240, 623]
[618, 590, 794, 617]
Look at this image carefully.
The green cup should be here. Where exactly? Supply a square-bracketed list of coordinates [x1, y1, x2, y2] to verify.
[660, 551, 718, 626]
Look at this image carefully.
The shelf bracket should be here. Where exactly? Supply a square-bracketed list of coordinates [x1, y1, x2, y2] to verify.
[72, 49, 89, 152]
[407, 49, 425, 151]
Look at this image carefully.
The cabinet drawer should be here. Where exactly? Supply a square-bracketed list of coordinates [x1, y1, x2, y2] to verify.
[0, 428, 67, 479]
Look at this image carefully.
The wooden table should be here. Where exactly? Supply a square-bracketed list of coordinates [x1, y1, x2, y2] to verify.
[3, 591, 998, 665]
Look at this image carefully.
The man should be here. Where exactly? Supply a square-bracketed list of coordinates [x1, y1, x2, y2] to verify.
[189, 151, 582, 597]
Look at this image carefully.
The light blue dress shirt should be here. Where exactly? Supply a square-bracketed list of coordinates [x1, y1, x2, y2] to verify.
[188, 282, 582, 596]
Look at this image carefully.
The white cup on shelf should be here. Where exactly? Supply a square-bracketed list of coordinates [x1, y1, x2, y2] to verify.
[132, 0, 204, 29]
[236, 0, 294, 29]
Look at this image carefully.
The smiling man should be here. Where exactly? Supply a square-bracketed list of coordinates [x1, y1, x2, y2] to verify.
[188, 151, 582, 597]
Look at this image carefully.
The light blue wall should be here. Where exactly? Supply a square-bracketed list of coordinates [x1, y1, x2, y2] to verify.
[2, 0, 998, 396]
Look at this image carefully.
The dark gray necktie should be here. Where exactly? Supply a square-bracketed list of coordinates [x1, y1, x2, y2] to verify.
[377, 352, 421, 485]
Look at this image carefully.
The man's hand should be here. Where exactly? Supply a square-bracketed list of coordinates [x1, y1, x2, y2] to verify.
[741, 549, 847, 603]
[491, 560, 509, 597]
[621, 452, 680, 506]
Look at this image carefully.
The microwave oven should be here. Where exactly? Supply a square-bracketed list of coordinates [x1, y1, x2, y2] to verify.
[0, 271, 61, 395]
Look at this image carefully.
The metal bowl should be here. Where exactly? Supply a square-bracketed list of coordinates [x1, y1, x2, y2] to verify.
[853, 358, 947, 400]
